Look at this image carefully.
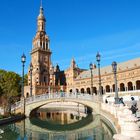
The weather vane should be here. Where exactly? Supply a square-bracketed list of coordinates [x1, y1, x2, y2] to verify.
[40, 0, 42, 7]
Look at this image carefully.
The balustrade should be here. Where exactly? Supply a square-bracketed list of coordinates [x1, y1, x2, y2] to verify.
[0, 92, 103, 115]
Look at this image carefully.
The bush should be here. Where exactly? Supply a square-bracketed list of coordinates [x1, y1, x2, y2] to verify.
[0, 115, 3, 119]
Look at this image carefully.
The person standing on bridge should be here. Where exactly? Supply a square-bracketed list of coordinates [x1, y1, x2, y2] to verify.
[119, 97, 125, 106]
[130, 97, 138, 115]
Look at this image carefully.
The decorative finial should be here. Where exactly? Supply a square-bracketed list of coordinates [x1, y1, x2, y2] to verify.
[39, 0, 44, 16]
[40, 0, 42, 7]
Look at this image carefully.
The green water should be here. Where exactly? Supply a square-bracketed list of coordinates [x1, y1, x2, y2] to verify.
[0, 107, 115, 140]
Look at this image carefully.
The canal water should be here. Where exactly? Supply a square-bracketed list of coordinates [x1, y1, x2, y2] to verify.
[0, 102, 115, 140]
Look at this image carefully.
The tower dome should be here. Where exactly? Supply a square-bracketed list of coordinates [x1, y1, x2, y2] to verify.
[38, 6, 46, 21]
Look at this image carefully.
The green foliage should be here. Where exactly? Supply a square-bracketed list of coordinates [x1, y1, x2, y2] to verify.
[0, 70, 23, 105]
[0, 86, 3, 96]
[0, 70, 6, 96]
[0, 115, 3, 119]
[0, 69, 24, 115]
[0, 70, 21, 98]
[0, 69, 29, 115]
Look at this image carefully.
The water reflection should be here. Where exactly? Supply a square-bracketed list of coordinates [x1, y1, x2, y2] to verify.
[36, 102, 91, 125]
[31, 114, 93, 131]
[38, 104, 88, 121]
[0, 103, 115, 140]
[38, 110, 85, 125]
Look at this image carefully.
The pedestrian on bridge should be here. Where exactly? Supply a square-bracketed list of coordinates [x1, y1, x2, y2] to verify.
[119, 97, 125, 106]
[130, 97, 138, 115]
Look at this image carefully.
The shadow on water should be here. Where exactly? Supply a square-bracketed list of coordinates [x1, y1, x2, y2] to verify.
[30, 113, 94, 131]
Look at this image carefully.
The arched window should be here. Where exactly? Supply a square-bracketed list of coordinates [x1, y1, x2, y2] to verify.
[101, 86, 104, 95]
[128, 82, 133, 90]
[106, 85, 110, 92]
[44, 76, 46, 83]
[93, 87, 97, 95]
[81, 88, 85, 93]
[69, 89, 72, 93]
[26, 92, 29, 98]
[112, 84, 115, 92]
[136, 80, 140, 90]
[86, 88, 91, 94]
[120, 83, 125, 91]
[76, 89, 79, 93]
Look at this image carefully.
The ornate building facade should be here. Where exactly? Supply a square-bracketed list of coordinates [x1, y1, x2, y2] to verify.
[24, 4, 66, 97]
[24, 4, 140, 97]
[66, 58, 140, 96]
[25, 4, 51, 96]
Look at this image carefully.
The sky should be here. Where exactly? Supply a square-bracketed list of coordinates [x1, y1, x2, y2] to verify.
[0, 0, 140, 74]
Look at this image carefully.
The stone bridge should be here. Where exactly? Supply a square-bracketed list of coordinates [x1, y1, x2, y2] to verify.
[12, 93, 102, 117]
[9, 92, 140, 140]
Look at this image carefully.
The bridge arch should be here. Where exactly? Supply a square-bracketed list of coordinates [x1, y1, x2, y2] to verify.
[29, 100, 93, 117]
[16, 94, 101, 117]
[29, 99, 97, 117]
[12, 93, 119, 137]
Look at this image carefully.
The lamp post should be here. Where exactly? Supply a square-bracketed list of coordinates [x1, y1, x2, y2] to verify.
[21, 54, 26, 97]
[89, 63, 93, 95]
[96, 52, 102, 95]
[30, 63, 33, 97]
[21, 53, 26, 114]
[49, 65, 54, 93]
[112, 61, 119, 104]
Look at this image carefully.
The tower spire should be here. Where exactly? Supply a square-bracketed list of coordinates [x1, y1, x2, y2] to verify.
[39, 1, 43, 17]
[29, 0, 52, 96]
[40, 0, 42, 8]
[37, 0, 46, 32]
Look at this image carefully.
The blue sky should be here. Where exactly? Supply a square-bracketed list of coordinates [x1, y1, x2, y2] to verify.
[0, 0, 140, 74]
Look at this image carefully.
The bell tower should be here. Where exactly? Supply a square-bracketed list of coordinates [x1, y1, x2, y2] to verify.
[28, 2, 52, 95]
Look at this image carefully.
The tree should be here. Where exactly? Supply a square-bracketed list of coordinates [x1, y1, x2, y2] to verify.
[2, 71, 21, 98]
[0, 70, 22, 115]
[0, 69, 6, 97]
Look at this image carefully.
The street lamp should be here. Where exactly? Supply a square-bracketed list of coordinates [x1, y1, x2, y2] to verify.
[21, 53, 26, 115]
[112, 61, 119, 104]
[49, 65, 54, 93]
[89, 63, 93, 95]
[96, 52, 102, 95]
[21, 53, 26, 97]
[30, 63, 33, 97]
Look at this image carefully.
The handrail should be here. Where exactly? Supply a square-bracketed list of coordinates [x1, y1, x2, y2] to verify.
[9, 93, 101, 111]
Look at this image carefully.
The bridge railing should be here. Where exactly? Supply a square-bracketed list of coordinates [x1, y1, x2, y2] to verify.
[105, 90, 140, 96]
[9, 93, 103, 113]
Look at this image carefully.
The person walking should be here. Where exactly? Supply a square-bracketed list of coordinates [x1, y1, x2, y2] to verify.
[119, 97, 125, 106]
[130, 97, 138, 115]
